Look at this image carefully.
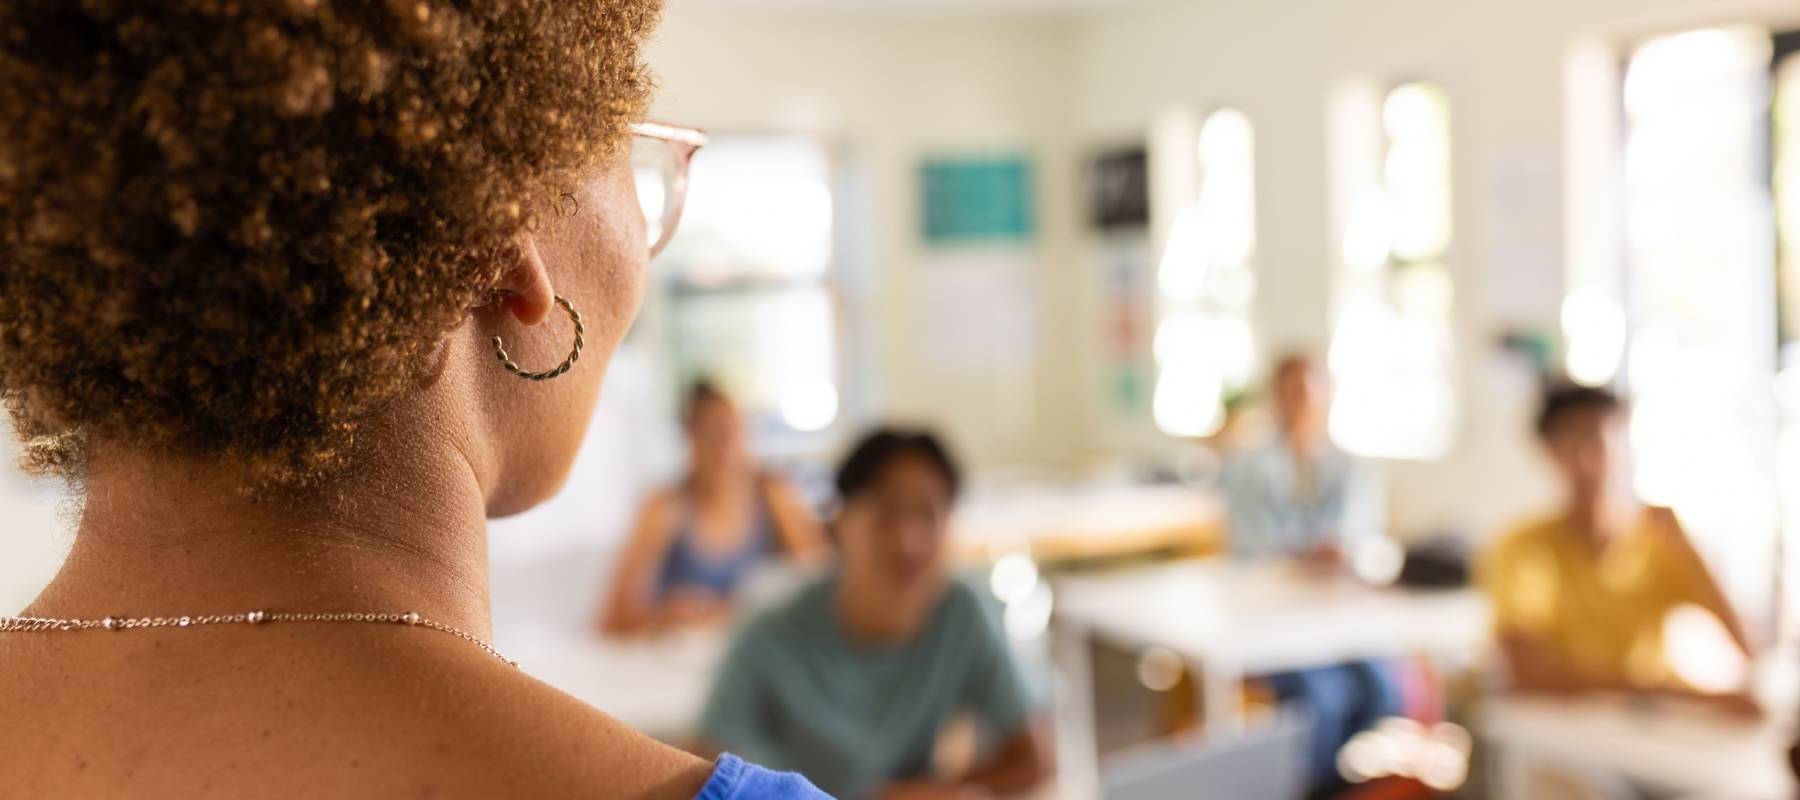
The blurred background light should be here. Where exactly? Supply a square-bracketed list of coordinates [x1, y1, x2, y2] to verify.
[1135, 647, 1185, 693]
[1561, 288, 1628, 386]
[1662, 603, 1752, 694]
[779, 376, 839, 433]
[988, 552, 1040, 605]
[1329, 81, 1456, 461]
[1152, 106, 1260, 438]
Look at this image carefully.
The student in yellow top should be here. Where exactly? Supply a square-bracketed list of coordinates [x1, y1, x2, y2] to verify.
[1482, 385, 1752, 702]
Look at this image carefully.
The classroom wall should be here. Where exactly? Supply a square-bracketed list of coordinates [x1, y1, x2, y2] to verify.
[642, 9, 1088, 472]
[12, 0, 1800, 611]
[1066, 0, 1800, 539]
[644, 0, 1800, 540]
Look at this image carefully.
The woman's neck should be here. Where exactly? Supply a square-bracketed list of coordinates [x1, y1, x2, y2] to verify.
[25, 429, 497, 639]
[1280, 418, 1326, 461]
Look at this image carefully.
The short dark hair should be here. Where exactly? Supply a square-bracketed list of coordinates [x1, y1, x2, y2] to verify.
[1536, 384, 1624, 439]
[0, 0, 662, 486]
[835, 428, 962, 501]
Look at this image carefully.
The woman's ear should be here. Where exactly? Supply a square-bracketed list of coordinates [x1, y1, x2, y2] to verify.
[495, 232, 555, 327]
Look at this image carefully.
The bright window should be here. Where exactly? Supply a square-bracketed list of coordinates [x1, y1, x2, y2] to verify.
[1152, 108, 1258, 437]
[1625, 28, 1778, 623]
[1328, 82, 1456, 460]
[1568, 27, 1782, 627]
[644, 135, 839, 435]
[1775, 33, 1800, 631]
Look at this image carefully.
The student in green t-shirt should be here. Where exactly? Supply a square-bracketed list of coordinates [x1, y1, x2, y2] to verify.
[696, 428, 1051, 800]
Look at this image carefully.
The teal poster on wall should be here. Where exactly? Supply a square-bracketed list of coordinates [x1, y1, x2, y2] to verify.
[919, 156, 1035, 244]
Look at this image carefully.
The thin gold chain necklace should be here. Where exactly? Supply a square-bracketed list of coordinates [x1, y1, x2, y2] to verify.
[0, 609, 518, 668]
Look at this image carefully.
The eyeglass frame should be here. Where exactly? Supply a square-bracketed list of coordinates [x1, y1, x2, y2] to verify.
[629, 120, 708, 259]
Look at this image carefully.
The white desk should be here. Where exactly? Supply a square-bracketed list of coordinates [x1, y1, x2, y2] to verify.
[1048, 560, 1490, 794]
[1485, 696, 1794, 800]
[1054, 559, 1490, 729]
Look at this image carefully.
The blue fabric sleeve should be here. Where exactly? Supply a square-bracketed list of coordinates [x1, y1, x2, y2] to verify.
[695, 754, 834, 799]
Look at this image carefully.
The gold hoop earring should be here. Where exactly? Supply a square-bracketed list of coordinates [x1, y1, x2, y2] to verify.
[492, 295, 584, 381]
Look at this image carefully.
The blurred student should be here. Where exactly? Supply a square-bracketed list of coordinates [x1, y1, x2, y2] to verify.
[1482, 386, 1753, 703]
[697, 429, 1052, 799]
[1224, 353, 1385, 563]
[1222, 353, 1398, 794]
[603, 381, 827, 634]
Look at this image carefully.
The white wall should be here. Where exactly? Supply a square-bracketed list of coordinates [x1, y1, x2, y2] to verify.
[641, 0, 1800, 539]
[643, 9, 1088, 471]
[1066, 0, 1800, 538]
[0, 435, 70, 613]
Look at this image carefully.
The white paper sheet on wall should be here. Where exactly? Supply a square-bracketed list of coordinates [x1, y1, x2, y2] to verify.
[914, 252, 1037, 371]
[1480, 152, 1561, 322]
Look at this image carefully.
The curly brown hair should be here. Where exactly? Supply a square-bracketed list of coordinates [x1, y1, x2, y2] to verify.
[0, 0, 661, 486]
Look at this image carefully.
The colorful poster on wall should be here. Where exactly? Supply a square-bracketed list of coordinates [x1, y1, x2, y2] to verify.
[919, 156, 1035, 244]
[914, 251, 1037, 372]
[1099, 236, 1151, 418]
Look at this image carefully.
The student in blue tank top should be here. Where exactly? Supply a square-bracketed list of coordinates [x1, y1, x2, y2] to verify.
[604, 381, 829, 634]
[697, 429, 1052, 799]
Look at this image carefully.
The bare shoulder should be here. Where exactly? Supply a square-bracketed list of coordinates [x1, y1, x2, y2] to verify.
[648, 485, 686, 513]
[422, 662, 715, 798]
[292, 641, 717, 798]
[763, 474, 810, 506]
[0, 630, 715, 799]
[634, 486, 686, 531]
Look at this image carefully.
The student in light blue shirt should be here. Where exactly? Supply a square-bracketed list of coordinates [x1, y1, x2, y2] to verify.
[1222, 353, 1400, 794]
[1223, 361, 1384, 562]
[698, 429, 1051, 799]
